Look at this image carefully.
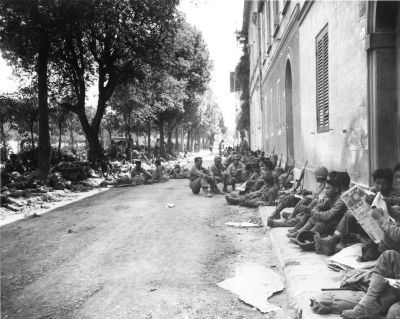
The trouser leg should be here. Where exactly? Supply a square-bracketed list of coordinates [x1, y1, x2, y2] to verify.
[311, 219, 341, 237]
[190, 178, 202, 194]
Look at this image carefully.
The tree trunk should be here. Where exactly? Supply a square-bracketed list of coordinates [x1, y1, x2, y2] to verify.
[186, 129, 191, 152]
[37, 30, 51, 181]
[30, 127, 35, 150]
[159, 120, 165, 158]
[167, 123, 173, 154]
[181, 126, 184, 153]
[1, 123, 5, 148]
[108, 129, 112, 146]
[58, 122, 62, 152]
[70, 127, 75, 148]
[147, 121, 151, 149]
[174, 125, 179, 152]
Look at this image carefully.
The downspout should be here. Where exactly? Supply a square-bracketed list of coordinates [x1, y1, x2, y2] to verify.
[258, 11, 264, 152]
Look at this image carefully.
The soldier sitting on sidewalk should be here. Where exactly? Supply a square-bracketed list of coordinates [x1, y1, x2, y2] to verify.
[341, 208, 400, 319]
[225, 174, 277, 208]
[271, 171, 350, 231]
[245, 158, 275, 193]
[288, 179, 347, 243]
[317, 168, 400, 255]
[269, 166, 329, 220]
[189, 157, 223, 197]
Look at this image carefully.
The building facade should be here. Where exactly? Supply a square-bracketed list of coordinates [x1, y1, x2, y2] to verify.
[243, 0, 400, 187]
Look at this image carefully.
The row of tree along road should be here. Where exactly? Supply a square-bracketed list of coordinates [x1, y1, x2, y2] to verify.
[0, 0, 226, 181]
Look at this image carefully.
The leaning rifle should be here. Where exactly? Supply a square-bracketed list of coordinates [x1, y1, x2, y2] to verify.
[284, 154, 289, 171]
[293, 161, 308, 194]
[279, 163, 294, 190]
[278, 153, 283, 168]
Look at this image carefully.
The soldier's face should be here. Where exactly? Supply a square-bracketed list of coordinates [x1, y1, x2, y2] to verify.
[374, 178, 391, 194]
[325, 184, 339, 198]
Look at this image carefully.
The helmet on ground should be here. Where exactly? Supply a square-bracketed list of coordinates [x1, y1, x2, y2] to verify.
[296, 230, 318, 251]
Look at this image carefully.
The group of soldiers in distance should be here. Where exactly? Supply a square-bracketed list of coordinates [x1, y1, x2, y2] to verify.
[188, 139, 400, 319]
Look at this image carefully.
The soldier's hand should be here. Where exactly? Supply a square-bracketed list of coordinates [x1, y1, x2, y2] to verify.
[371, 208, 384, 222]
[365, 194, 375, 205]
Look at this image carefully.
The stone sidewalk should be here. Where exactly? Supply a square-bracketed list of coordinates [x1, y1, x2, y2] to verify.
[259, 206, 342, 319]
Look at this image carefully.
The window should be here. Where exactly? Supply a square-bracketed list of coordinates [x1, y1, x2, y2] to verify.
[273, 1, 280, 26]
[316, 25, 329, 133]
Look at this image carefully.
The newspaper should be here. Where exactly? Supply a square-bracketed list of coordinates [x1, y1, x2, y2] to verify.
[341, 186, 387, 244]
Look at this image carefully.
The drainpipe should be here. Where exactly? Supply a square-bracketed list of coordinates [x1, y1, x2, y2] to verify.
[257, 11, 264, 152]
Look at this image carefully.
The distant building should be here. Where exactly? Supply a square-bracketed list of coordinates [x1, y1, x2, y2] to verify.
[242, 0, 399, 187]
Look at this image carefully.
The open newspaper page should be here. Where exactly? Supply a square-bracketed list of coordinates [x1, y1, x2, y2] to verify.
[341, 186, 386, 244]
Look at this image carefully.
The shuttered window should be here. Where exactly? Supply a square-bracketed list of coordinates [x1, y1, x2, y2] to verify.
[316, 25, 329, 133]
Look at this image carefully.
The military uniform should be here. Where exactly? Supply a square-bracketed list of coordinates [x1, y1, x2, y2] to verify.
[297, 194, 347, 236]
[226, 162, 245, 190]
[226, 185, 278, 208]
[189, 165, 220, 194]
[270, 181, 326, 220]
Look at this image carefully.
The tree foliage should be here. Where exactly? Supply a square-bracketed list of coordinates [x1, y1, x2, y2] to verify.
[235, 31, 250, 131]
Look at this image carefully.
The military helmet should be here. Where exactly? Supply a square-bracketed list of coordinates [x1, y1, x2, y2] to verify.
[314, 166, 328, 180]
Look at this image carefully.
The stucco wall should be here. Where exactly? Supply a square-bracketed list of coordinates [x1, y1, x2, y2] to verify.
[298, 1, 369, 187]
[262, 23, 300, 161]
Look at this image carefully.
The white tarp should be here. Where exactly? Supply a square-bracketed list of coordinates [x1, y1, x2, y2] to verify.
[225, 222, 262, 228]
[217, 262, 284, 313]
[327, 243, 376, 270]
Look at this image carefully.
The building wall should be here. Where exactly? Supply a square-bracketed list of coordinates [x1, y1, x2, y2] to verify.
[261, 3, 300, 162]
[298, 1, 369, 187]
[248, 0, 263, 150]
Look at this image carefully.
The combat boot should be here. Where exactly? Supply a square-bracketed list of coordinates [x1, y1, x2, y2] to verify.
[316, 234, 341, 255]
[341, 273, 386, 319]
[225, 195, 241, 205]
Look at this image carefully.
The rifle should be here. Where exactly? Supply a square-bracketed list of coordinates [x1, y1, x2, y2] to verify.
[284, 154, 289, 171]
[278, 153, 283, 168]
[272, 146, 275, 155]
[280, 163, 294, 190]
[293, 161, 308, 194]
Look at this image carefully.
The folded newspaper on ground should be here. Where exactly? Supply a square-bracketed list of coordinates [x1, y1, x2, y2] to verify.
[327, 243, 376, 270]
[341, 186, 388, 244]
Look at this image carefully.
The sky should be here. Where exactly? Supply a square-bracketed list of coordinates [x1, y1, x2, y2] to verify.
[0, 0, 244, 131]
[179, 0, 244, 131]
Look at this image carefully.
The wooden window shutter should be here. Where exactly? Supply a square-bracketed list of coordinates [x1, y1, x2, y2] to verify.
[316, 25, 329, 133]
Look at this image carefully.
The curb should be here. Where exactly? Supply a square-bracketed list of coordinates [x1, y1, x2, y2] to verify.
[259, 206, 342, 319]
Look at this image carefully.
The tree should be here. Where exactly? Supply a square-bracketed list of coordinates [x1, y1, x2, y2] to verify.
[0, 95, 15, 149]
[235, 31, 250, 132]
[49, 106, 73, 152]
[103, 108, 121, 146]
[0, 0, 62, 180]
[53, 0, 180, 161]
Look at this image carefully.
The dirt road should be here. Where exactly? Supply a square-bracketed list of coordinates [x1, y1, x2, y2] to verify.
[1, 158, 295, 319]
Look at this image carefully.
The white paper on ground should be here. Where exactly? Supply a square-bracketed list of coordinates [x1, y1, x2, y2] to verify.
[327, 243, 376, 270]
[225, 222, 262, 228]
[217, 262, 284, 313]
[236, 182, 247, 192]
[165, 203, 175, 208]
